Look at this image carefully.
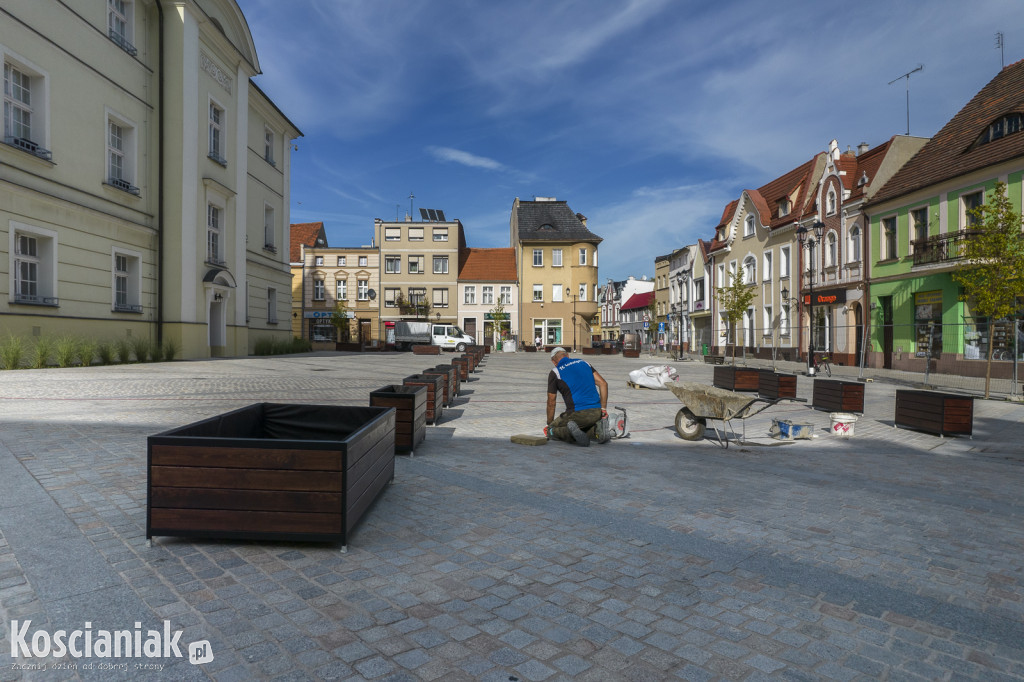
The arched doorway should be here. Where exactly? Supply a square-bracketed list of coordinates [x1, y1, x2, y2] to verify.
[203, 268, 237, 356]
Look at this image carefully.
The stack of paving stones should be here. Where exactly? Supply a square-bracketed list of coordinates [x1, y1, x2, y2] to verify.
[0, 351, 1022, 681]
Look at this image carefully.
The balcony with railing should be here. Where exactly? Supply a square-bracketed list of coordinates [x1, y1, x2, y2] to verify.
[912, 230, 979, 266]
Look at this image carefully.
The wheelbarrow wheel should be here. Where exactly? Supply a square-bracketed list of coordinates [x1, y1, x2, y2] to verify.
[675, 407, 706, 441]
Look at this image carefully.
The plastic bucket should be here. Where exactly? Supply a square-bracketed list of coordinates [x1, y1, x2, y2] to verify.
[830, 412, 858, 438]
[772, 419, 814, 440]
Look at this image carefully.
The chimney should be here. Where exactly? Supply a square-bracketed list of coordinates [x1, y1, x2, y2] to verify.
[857, 142, 870, 156]
[576, 213, 587, 227]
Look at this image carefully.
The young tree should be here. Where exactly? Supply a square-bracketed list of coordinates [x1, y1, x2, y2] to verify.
[953, 181, 1024, 397]
[329, 300, 351, 342]
[488, 300, 509, 348]
[716, 265, 758, 365]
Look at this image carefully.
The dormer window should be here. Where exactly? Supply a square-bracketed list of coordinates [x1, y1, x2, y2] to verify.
[744, 215, 755, 237]
[971, 113, 1023, 150]
[778, 197, 790, 217]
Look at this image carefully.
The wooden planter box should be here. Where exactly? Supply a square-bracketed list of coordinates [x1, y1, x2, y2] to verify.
[403, 374, 444, 425]
[713, 365, 760, 391]
[452, 356, 470, 380]
[601, 346, 618, 355]
[758, 370, 797, 399]
[582, 347, 599, 355]
[370, 384, 427, 454]
[421, 366, 454, 406]
[147, 403, 395, 548]
[623, 349, 641, 358]
[431, 364, 460, 400]
[524, 346, 537, 352]
[464, 352, 477, 373]
[335, 342, 362, 352]
[812, 379, 864, 413]
[412, 344, 440, 355]
[703, 355, 725, 365]
[895, 390, 974, 436]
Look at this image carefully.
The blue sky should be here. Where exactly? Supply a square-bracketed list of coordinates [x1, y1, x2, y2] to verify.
[241, 0, 1024, 282]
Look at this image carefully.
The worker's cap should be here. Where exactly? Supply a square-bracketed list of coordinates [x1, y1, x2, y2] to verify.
[550, 346, 567, 358]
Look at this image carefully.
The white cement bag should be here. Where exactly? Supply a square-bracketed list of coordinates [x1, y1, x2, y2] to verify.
[627, 365, 678, 389]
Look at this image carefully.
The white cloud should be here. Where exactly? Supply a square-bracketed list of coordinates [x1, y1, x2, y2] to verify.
[426, 146, 507, 171]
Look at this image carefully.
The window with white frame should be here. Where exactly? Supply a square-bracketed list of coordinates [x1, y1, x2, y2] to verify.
[206, 204, 222, 264]
[384, 288, 398, 307]
[358, 255, 368, 267]
[779, 305, 789, 336]
[500, 285, 511, 304]
[263, 204, 275, 250]
[579, 248, 587, 266]
[314, 255, 323, 266]
[552, 285, 563, 302]
[763, 251, 773, 281]
[744, 214, 755, 237]
[384, 256, 401, 274]
[464, 285, 476, 304]
[407, 255, 424, 274]
[552, 249, 562, 267]
[962, 191, 983, 228]
[313, 278, 325, 301]
[4, 59, 50, 159]
[384, 227, 401, 241]
[432, 227, 448, 241]
[433, 288, 448, 308]
[532, 284, 543, 302]
[717, 264, 725, 288]
[742, 256, 756, 284]
[826, 189, 837, 215]
[337, 256, 346, 266]
[763, 306, 773, 335]
[357, 279, 369, 300]
[408, 227, 423, 241]
[482, 286, 493, 304]
[826, 232, 837, 267]
[593, 250, 598, 267]
[208, 101, 226, 164]
[533, 249, 543, 267]
[263, 127, 275, 166]
[578, 283, 586, 301]
[778, 197, 790, 217]
[849, 225, 861, 262]
[112, 250, 141, 312]
[780, 245, 790, 279]
[267, 287, 278, 323]
[910, 207, 928, 247]
[408, 287, 425, 306]
[12, 227, 57, 305]
[107, 0, 136, 55]
[336, 280, 347, 300]
[881, 216, 897, 259]
[433, 255, 448, 274]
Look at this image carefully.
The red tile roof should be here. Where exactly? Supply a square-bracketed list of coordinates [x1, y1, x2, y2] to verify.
[869, 59, 1024, 206]
[290, 222, 327, 262]
[457, 248, 517, 282]
[620, 291, 654, 311]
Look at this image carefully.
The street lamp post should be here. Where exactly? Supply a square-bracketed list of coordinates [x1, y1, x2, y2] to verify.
[796, 221, 825, 376]
[565, 287, 577, 352]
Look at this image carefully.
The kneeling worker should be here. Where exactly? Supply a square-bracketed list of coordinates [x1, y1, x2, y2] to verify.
[545, 347, 610, 446]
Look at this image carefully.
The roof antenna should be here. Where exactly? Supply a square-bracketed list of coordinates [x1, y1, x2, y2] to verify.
[996, 32, 1005, 69]
[409, 191, 415, 220]
[396, 203, 401, 221]
[888, 64, 923, 136]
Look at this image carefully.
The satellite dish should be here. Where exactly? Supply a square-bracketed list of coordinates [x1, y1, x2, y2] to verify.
[368, 289, 377, 300]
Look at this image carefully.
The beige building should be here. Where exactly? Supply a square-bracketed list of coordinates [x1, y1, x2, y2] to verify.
[1, 0, 300, 359]
[654, 254, 671, 350]
[510, 198, 601, 351]
[289, 222, 329, 338]
[375, 215, 465, 334]
[303, 246, 380, 347]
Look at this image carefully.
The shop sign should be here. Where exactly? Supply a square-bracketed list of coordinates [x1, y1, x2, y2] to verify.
[802, 289, 847, 306]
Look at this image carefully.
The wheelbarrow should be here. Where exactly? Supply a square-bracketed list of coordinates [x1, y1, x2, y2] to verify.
[669, 382, 805, 448]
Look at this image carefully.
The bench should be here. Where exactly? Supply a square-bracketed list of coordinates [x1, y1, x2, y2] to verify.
[758, 370, 797, 399]
[895, 390, 974, 436]
[147, 403, 395, 549]
[712, 366, 760, 392]
[812, 379, 864, 413]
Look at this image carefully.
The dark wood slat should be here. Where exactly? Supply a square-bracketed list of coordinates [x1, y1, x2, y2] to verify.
[151, 487, 342, 513]
[151, 466, 342, 491]
[151, 508, 341, 535]
[151, 445, 341, 470]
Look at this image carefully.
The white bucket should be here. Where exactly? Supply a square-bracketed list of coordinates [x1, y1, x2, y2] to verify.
[830, 412, 858, 438]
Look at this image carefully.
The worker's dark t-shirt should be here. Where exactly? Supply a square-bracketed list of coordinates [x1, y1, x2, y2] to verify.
[547, 357, 600, 412]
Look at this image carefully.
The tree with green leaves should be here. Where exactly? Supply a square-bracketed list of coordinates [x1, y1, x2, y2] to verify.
[952, 180, 1024, 397]
[716, 265, 758, 365]
[329, 300, 351, 342]
[488, 300, 509, 348]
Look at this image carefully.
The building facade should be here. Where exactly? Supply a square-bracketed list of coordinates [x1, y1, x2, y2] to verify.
[456, 248, 518, 347]
[302, 246, 380, 346]
[1, 0, 300, 359]
[654, 254, 670, 352]
[289, 222, 328, 338]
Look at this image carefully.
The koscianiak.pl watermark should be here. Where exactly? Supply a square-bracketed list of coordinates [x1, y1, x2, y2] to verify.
[6, 620, 213, 673]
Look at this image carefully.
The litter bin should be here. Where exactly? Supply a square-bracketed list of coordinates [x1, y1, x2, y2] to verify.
[702, 344, 709, 355]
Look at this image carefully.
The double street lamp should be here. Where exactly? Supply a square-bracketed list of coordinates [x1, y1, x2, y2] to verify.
[796, 221, 825, 375]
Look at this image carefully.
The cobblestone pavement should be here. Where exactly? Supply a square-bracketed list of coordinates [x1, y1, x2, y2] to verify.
[1, 351, 1022, 681]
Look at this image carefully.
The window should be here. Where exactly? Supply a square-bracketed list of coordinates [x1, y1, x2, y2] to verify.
[694, 278, 705, 303]
[432, 227, 448, 241]
[384, 256, 400, 274]
[881, 216, 897, 259]
[482, 286, 494, 305]
[464, 286, 476, 304]
[552, 286, 563, 302]
[4, 60, 50, 160]
[359, 256, 368, 267]
[408, 287, 425, 306]
[208, 101, 226, 165]
[384, 288, 398, 307]
[534, 319, 562, 345]
[826, 232, 837, 267]
[357, 280, 369, 301]
[533, 249, 543, 267]
[313, 279, 325, 301]
[384, 227, 401, 241]
[593, 250, 598, 267]
[500, 286, 511, 304]
[779, 305, 789, 336]
[763, 306, 773, 335]
[433, 255, 448, 274]
[12, 226, 55, 305]
[263, 205, 275, 250]
[717, 263, 725, 288]
[778, 197, 790, 217]
[763, 251, 773, 281]
[780, 245, 790, 279]
[849, 226, 862, 262]
[579, 284, 586, 301]
[962, 191, 983, 228]
[826, 189, 837, 216]
[972, 113, 1024, 149]
[579, 248, 587, 266]
[407, 255, 424, 274]
[108, 0, 136, 55]
[206, 204, 222, 264]
[337, 256, 346, 266]
[408, 227, 424, 241]
[336, 280, 347, 300]
[267, 288, 278, 323]
[263, 127, 275, 166]
[314, 255, 324, 266]
[432, 288, 448, 308]
[112, 250, 141, 312]
[552, 249, 562, 267]
[743, 256, 756, 284]
[533, 284, 543, 302]
[744, 215, 755, 237]
[911, 207, 928, 247]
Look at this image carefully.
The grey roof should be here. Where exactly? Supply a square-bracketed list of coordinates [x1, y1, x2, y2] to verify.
[516, 200, 603, 243]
